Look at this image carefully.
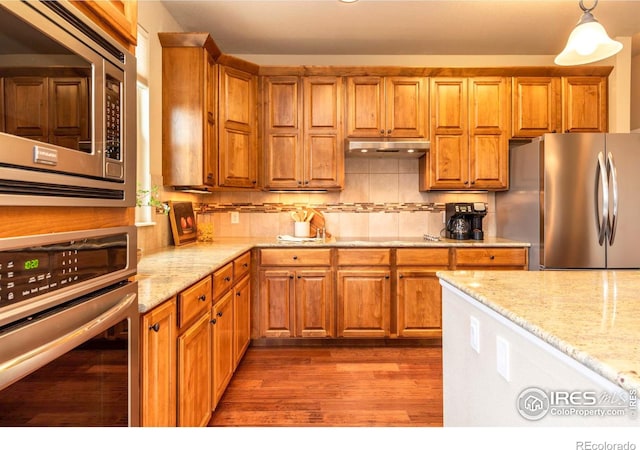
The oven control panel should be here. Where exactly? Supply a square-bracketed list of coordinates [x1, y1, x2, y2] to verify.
[0, 232, 128, 309]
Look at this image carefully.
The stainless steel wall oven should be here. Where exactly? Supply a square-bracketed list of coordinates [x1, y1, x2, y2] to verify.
[0, 226, 139, 426]
[0, 0, 136, 207]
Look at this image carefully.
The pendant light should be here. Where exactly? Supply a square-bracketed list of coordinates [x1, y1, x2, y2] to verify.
[555, 0, 623, 66]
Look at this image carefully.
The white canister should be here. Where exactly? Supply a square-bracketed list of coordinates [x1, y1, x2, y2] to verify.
[294, 221, 310, 237]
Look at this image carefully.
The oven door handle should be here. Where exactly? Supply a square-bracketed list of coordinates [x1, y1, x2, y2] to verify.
[0, 292, 137, 390]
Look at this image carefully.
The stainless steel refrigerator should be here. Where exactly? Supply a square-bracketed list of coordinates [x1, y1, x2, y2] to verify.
[495, 133, 640, 270]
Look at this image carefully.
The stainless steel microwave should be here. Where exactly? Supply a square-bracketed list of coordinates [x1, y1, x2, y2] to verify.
[0, 0, 136, 207]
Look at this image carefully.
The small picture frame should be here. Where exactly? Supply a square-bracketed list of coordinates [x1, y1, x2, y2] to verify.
[168, 201, 197, 246]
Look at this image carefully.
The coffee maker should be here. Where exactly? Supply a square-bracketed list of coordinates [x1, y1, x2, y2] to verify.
[445, 202, 487, 240]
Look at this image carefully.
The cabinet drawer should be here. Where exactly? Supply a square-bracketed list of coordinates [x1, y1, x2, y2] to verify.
[454, 248, 527, 268]
[178, 276, 212, 329]
[234, 251, 251, 280]
[213, 262, 234, 299]
[337, 249, 390, 266]
[260, 248, 331, 266]
[396, 248, 450, 266]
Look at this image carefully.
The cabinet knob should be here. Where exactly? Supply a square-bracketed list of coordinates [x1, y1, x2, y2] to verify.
[385, 275, 390, 279]
[489, 255, 495, 260]
[387, 129, 392, 135]
[289, 274, 294, 279]
[217, 311, 223, 317]
[236, 291, 241, 296]
[149, 323, 160, 332]
[243, 263, 248, 268]
[470, 181, 475, 185]
[379, 129, 385, 135]
[399, 274, 404, 279]
[211, 318, 217, 325]
[297, 275, 301, 279]
[198, 294, 207, 302]
[292, 255, 298, 260]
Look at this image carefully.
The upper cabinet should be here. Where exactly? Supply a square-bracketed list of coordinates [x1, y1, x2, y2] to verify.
[422, 77, 510, 191]
[262, 75, 343, 190]
[346, 76, 428, 139]
[70, 0, 137, 52]
[218, 65, 258, 188]
[512, 76, 607, 138]
[160, 33, 259, 191]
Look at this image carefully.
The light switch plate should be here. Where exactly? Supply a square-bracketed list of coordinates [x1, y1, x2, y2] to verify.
[230, 211, 239, 224]
[496, 336, 510, 381]
[470, 316, 480, 353]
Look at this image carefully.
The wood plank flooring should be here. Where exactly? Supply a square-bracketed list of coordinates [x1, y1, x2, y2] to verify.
[209, 346, 443, 427]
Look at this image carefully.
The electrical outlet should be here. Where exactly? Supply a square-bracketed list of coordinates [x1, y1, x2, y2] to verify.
[496, 336, 510, 381]
[230, 211, 239, 224]
[470, 316, 480, 353]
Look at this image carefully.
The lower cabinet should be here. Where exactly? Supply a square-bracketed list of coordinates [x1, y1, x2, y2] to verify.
[140, 252, 252, 427]
[336, 249, 391, 338]
[177, 310, 212, 427]
[212, 289, 234, 409]
[140, 297, 177, 427]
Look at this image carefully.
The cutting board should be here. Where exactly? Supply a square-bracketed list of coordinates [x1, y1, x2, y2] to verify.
[308, 208, 331, 238]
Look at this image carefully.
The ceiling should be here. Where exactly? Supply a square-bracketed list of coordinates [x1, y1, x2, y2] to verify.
[159, 0, 640, 59]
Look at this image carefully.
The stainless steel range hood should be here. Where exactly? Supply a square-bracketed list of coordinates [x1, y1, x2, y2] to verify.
[345, 139, 429, 158]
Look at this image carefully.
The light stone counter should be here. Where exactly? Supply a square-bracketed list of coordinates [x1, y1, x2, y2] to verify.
[437, 270, 640, 391]
[136, 236, 530, 313]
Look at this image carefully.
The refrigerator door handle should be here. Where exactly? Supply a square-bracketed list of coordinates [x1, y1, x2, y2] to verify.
[595, 151, 609, 246]
[607, 152, 619, 245]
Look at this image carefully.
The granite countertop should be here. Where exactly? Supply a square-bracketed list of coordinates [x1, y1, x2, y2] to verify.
[437, 270, 640, 391]
[136, 236, 530, 313]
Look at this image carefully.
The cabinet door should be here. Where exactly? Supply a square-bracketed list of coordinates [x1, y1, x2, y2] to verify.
[429, 78, 468, 189]
[212, 290, 234, 409]
[469, 77, 509, 190]
[218, 65, 257, 188]
[346, 76, 385, 137]
[511, 77, 561, 138]
[258, 269, 294, 337]
[204, 53, 218, 186]
[337, 269, 390, 337]
[177, 311, 212, 427]
[397, 270, 442, 338]
[141, 298, 177, 427]
[263, 76, 303, 189]
[295, 269, 334, 337]
[303, 76, 344, 188]
[385, 77, 428, 138]
[562, 76, 607, 133]
[48, 77, 89, 149]
[4, 77, 48, 142]
[233, 275, 251, 368]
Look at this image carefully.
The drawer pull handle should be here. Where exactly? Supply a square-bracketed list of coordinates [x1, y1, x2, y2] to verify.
[217, 311, 223, 317]
[198, 294, 207, 302]
[149, 323, 160, 332]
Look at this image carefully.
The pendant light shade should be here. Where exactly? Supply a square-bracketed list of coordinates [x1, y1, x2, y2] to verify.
[554, 0, 623, 66]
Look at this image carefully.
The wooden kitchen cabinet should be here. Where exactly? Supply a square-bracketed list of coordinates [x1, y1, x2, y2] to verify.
[346, 76, 428, 138]
[233, 274, 251, 367]
[70, 0, 137, 52]
[511, 76, 607, 138]
[3, 75, 89, 149]
[140, 297, 177, 427]
[211, 289, 234, 409]
[336, 249, 391, 338]
[258, 248, 334, 338]
[396, 248, 450, 338]
[218, 65, 258, 188]
[422, 77, 509, 191]
[262, 75, 343, 190]
[453, 247, 528, 270]
[176, 276, 212, 427]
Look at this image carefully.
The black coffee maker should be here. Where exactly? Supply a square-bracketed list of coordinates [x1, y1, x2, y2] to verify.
[445, 202, 487, 240]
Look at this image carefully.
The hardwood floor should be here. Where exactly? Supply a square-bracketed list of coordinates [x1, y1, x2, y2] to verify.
[209, 345, 443, 427]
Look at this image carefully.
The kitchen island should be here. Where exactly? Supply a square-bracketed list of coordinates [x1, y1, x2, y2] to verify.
[438, 270, 639, 426]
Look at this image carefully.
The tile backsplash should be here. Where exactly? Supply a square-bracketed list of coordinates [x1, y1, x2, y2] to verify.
[138, 158, 496, 251]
